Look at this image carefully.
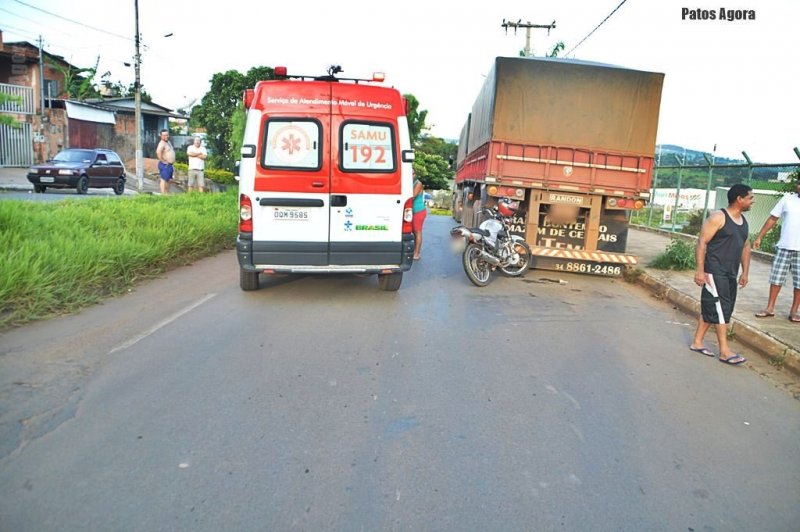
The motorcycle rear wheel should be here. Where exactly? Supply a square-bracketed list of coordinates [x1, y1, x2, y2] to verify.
[499, 240, 532, 276]
[462, 243, 492, 287]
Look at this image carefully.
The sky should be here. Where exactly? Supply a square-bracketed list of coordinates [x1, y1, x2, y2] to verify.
[1, 0, 798, 163]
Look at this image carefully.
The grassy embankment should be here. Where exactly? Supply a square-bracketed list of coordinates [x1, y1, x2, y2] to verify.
[0, 191, 238, 329]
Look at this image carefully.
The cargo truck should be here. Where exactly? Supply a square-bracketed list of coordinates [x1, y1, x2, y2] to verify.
[452, 57, 664, 276]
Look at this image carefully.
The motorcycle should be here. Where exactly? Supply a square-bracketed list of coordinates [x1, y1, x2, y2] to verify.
[449, 199, 533, 286]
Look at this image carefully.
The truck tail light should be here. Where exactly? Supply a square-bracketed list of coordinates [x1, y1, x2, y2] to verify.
[634, 199, 645, 209]
[403, 198, 414, 233]
[239, 194, 253, 233]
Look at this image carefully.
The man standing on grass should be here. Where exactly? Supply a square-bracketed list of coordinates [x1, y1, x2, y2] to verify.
[186, 137, 207, 193]
[689, 183, 754, 365]
[752, 179, 800, 323]
[155, 129, 175, 195]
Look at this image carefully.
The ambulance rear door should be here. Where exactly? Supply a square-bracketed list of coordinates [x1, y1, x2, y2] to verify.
[252, 82, 332, 266]
[328, 83, 405, 266]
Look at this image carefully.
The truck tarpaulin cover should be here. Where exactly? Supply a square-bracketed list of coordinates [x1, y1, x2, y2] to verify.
[467, 57, 664, 157]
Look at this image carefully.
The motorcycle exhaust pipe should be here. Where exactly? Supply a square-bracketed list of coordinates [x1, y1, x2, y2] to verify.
[478, 249, 501, 266]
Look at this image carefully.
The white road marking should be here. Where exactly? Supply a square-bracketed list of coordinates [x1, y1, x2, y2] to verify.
[109, 293, 217, 354]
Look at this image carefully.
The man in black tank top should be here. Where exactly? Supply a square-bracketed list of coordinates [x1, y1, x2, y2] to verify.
[689, 184, 754, 365]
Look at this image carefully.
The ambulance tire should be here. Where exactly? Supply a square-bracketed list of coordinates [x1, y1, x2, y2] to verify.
[240, 270, 260, 291]
[377, 272, 402, 291]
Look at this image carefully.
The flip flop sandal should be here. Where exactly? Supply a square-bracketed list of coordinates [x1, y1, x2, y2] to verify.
[689, 346, 716, 357]
[719, 355, 747, 365]
[754, 310, 775, 318]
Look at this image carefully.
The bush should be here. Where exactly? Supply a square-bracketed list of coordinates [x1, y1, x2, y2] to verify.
[172, 163, 235, 186]
[650, 238, 696, 270]
[753, 224, 781, 254]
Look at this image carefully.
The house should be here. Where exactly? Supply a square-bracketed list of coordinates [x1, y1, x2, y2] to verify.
[0, 30, 72, 166]
[0, 31, 182, 167]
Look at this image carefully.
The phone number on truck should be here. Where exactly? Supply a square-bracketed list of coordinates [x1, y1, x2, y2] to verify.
[557, 262, 623, 276]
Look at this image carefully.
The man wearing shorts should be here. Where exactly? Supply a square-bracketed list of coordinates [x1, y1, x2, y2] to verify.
[186, 137, 207, 193]
[752, 179, 800, 322]
[155, 129, 175, 195]
[689, 183, 754, 365]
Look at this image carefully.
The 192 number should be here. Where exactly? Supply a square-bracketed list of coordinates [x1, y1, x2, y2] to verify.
[350, 145, 386, 164]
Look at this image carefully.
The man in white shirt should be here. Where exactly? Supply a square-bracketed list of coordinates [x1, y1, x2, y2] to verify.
[186, 137, 208, 192]
[753, 179, 800, 322]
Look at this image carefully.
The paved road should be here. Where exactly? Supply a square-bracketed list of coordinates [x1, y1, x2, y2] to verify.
[1, 216, 798, 531]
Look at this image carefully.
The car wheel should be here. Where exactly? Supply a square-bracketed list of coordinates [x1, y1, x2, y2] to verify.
[113, 178, 125, 195]
[34, 184, 46, 193]
[377, 272, 403, 291]
[76, 175, 89, 194]
[240, 270, 259, 291]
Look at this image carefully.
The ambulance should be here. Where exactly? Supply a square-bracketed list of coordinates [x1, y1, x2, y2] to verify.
[236, 66, 416, 291]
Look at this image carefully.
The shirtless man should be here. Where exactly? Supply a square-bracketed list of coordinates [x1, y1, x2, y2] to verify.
[155, 129, 175, 194]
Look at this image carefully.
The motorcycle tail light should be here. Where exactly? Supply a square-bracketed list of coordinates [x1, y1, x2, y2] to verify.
[239, 194, 253, 233]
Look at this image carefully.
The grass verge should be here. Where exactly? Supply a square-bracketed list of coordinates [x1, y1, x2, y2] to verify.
[0, 190, 238, 329]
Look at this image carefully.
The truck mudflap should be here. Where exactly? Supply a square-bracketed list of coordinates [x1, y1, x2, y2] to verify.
[529, 246, 638, 277]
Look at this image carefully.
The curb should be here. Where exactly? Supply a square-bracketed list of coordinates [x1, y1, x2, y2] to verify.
[634, 270, 800, 377]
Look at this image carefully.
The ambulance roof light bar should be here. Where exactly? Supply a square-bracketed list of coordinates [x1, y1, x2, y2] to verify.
[272, 65, 386, 84]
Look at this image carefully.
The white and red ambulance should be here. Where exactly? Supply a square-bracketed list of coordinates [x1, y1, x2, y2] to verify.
[236, 66, 416, 291]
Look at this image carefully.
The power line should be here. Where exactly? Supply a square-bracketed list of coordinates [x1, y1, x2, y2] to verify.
[11, 0, 132, 42]
[565, 0, 628, 56]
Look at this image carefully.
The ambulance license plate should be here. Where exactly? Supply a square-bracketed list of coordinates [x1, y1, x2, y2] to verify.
[273, 207, 309, 221]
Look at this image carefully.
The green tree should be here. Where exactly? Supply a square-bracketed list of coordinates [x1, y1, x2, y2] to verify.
[404, 93, 428, 145]
[47, 57, 101, 100]
[413, 151, 451, 190]
[191, 66, 275, 169]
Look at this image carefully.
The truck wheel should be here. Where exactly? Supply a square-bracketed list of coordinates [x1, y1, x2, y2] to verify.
[378, 272, 402, 291]
[499, 240, 532, 276]
[462, 243, 492, 287]
[240, 270, 259, 291]
[76, 175, 89, 194]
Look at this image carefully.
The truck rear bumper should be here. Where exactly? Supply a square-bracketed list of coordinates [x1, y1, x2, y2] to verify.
[528, 247, 637, 277]
[530, 246, 638, 265]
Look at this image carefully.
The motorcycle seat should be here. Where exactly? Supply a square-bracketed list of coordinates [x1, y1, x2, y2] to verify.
[470, 228, 491, 237]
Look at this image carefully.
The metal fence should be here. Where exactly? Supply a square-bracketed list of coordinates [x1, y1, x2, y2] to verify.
[631, 149, 800, 235]
[0, 82, 35, 115]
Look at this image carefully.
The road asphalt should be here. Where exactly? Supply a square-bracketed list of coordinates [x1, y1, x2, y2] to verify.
[1, 165, 797, 374]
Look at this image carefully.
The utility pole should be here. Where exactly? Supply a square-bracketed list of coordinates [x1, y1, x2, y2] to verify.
[134, 0, 143, 193]
[37, 35, 45, 117]
[501, 19, 556, 57]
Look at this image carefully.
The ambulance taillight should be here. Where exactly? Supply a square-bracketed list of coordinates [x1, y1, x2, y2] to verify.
[242, 89, 254, 109]
[402, 198, 414, 234]
[239, 194, 253, 233]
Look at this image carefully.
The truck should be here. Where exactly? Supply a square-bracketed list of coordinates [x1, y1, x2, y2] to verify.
[452, 56, 664, 276]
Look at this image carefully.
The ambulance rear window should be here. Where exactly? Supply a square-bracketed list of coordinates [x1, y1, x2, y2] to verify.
[340, 121, 395, 173]
[262, 119, 322, 170]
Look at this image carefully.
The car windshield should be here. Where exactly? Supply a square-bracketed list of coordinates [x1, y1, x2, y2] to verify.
[52, 150, 94, 164]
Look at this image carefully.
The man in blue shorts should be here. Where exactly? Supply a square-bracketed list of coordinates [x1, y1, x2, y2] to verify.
[155, 129, 175, 195]
[689, 183, 754, 365]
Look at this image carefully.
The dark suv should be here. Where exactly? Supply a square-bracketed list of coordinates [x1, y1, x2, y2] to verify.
[27, 148, 127, 195]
